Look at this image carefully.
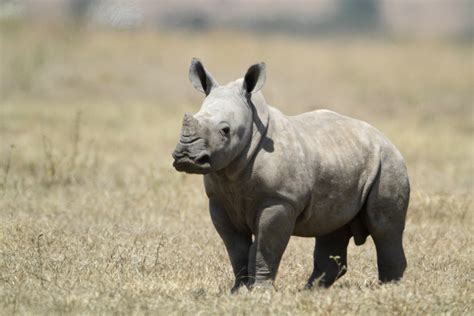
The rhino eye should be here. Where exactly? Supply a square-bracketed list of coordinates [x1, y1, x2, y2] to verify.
[220, 126, 230, 136]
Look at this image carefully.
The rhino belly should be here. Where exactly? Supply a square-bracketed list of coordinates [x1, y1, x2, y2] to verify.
[293, 192, 363, 237]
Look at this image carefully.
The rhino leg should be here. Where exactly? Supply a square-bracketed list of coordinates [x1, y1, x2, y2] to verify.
[372, 234, 407, 282]
[248, 202, 295, 289]
[367, 205, 407, 282]
[305, 225, 351, 289]
[209, 199, 252, 293]
[364, 155, 409, 283]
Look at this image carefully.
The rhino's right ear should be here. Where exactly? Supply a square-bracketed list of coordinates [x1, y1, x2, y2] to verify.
[189, 58, 218, 95]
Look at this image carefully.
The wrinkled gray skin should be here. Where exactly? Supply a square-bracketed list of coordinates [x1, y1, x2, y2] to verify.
[172, 58, 410, 292]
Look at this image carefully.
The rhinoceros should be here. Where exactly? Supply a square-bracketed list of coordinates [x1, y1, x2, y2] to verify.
[172, 58, 410, 291]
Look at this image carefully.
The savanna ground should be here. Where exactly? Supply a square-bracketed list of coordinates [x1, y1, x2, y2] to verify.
[0, 25, 473, 314]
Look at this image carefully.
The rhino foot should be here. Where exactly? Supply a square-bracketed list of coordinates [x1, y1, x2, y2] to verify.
[250, 280, 275, 292]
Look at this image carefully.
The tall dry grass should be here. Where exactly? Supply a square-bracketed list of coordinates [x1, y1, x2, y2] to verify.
[0, 25, 473, 314]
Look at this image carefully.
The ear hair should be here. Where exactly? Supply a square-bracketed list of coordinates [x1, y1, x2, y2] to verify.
[189, 58, 218, 95]
[243, 62, 266, 94]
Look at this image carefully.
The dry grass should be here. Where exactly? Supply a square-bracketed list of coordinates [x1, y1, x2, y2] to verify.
[0, 25, 473, 314]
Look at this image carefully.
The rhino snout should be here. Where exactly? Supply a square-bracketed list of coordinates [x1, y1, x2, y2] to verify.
[172, 140, 211, 174]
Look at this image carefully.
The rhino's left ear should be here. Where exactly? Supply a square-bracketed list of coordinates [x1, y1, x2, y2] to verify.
[243, 62, 266, 94]
[189, 58, 218, 95]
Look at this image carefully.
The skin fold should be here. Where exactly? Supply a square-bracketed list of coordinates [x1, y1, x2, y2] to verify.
[172, 58, 410, 292]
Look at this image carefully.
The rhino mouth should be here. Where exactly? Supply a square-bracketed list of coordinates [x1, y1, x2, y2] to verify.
[172, 151, 211, 174]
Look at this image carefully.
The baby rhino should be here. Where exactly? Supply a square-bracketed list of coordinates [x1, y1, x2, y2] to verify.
[172, 58, 410, 292]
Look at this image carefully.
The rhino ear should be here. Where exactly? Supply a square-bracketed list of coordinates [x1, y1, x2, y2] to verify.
[189, 58, 218, 95]
[243, 62, 266, 94]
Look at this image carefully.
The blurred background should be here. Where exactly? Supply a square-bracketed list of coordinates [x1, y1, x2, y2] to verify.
[1, 0, 473, 104]
[2, 0, 473, 37]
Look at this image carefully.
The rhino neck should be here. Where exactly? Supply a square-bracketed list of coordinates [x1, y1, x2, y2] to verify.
[218, 93, 269, 181]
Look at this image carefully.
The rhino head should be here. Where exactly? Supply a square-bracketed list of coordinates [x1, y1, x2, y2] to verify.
[172, 58, 267, 174]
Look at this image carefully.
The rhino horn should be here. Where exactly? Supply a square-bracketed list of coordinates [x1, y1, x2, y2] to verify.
[180, 113, 200, 140]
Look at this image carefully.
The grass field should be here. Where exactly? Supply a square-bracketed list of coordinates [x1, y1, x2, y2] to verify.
[1, 26, 473, 314]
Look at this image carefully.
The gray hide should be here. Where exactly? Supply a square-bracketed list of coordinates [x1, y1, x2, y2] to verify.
[172, 58, 410, 292]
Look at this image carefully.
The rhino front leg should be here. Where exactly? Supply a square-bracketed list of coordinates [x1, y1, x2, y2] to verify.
[209, 199, 252, 293]
[248, 202, 295, 289]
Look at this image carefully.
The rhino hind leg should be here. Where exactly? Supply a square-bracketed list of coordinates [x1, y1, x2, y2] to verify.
[364, 155, 410, 283]
[372, 234, 407, 282]
[305, 225, 351, 289]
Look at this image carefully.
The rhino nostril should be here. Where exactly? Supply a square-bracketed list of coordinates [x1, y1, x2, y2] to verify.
[195, 154, 210, 165]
